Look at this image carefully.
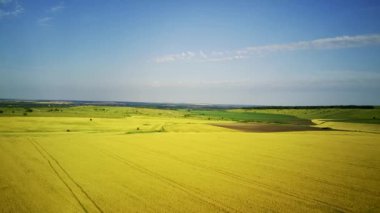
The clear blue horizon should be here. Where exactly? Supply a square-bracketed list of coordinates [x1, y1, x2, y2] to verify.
[1, 0, 380, 105]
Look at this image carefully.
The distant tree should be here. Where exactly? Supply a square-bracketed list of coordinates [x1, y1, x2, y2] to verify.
[66, 129, 70, 132]
[90, 118, 93, 121]
[23, 112, 27, 116]
[373, 117, 377, 120]
[25, 108, 33, 113]
[0, 110, 3, 113]
[136, 127, 140, 130]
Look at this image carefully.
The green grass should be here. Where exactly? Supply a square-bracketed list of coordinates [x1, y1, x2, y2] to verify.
[2, 105, 379, 125]
[0, 106, 313, 125]
[0, 106, 184, 119]
[232, 107, 380, 124]
[185, 110, 312, 125]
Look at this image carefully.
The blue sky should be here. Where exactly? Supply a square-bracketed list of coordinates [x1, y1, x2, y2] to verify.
[1, 0, 380, 105]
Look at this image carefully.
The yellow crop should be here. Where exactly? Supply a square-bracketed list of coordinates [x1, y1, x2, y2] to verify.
[0, 115, 379, 212]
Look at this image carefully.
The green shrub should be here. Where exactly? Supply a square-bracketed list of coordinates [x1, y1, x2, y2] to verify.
[25, 108, 33, 113]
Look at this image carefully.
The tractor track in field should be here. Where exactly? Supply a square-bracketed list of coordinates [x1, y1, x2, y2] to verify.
[126, 143, 353, 213]
[138, 139, 380, 198]
[29, 138, 104, 213]
[98, 147, 240, 213]
[120, 184, 156, 213]
[29, 139, 89, 213]
[253, 153, 380, 197]
[34, 141, 104, 213]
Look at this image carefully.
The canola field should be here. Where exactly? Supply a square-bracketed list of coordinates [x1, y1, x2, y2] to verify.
[0, 106, 379, 212]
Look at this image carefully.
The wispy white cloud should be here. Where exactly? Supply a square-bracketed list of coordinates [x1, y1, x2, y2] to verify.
[147, 71, 380, 92]
[37, 2, 65, 27]
[154, 34, 380, 63]
[48, 2, 65, 13]
[0, 0, 13, 4]
[0, 0, 23, 19]
[154, 51, 196, 63]
[37, 16, 53, 26]
[149, 79, 252, 89]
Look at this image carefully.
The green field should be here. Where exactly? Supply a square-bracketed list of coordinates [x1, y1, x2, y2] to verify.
[232, 107, 380, 124]
[0, 105, 379, 212]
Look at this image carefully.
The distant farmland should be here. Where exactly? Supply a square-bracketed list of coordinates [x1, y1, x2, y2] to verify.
[0, 103, 379, 212]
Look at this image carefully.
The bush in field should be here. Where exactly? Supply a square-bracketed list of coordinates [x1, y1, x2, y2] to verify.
[23, 112, 27, 116]
[0, 110, 3, 113]
[25, 108, 33, 113]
